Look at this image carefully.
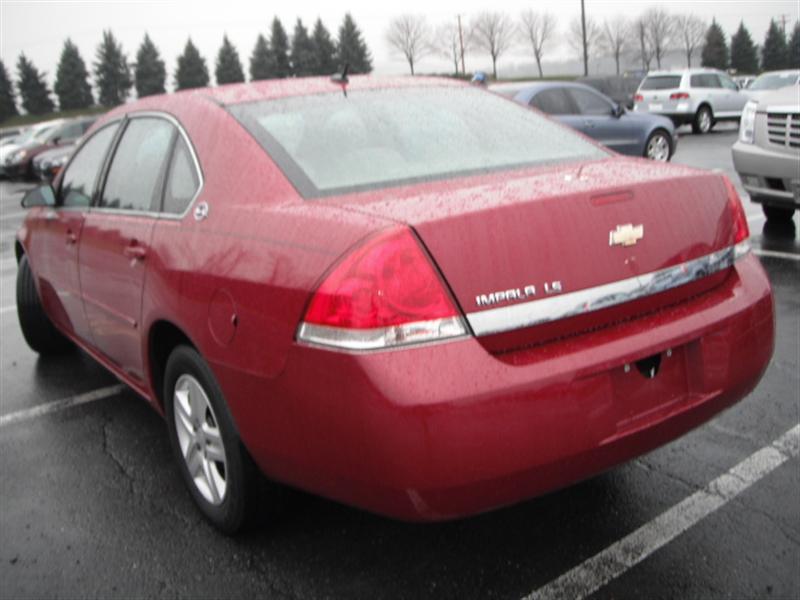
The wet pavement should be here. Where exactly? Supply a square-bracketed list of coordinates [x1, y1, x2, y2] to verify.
[0, 125, 798, 599]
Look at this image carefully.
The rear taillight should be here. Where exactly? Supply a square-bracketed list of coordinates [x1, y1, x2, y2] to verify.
[670, 92, 690, 100]
[297, 228, 467, 350]
[634, 94, 643, 103]
[722, 177, 751, 255]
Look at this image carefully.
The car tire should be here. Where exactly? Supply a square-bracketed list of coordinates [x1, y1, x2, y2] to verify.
[692, 106, 713, 134]
[164, 345, 257, 534]
[644, 129, 672, 162]
[762, 204, 795, 222]
[16, 254, 72, 355]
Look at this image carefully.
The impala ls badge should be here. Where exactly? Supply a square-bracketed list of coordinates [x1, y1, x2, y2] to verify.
[609, 223, 644, 247]
[475, 281, 563, 308]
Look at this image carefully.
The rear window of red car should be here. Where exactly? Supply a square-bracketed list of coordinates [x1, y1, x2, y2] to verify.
[228, 86, 608, 198]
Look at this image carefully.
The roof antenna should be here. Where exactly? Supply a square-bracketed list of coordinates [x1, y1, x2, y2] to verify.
[330, 63, 349, 97]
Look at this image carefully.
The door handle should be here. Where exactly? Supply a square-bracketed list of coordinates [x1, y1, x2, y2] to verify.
[123, 244, 147, 260]
[66, 230, 78, 245]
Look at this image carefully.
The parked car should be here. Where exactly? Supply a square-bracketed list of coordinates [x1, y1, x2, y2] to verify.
[743, 70, 800, 102]
[16, 77, 773, 534]
[32, 143, 76, 182]
[634, 68, 749, 133]
[3, 116, 96, 179]
[0, 126, 25, 142]
[732, 86, 799, 221]
[495, 81, 677, 161]
[0, 120, 63, 176]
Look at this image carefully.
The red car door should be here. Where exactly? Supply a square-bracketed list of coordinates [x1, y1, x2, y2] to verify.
[78, 116, 176, 384]
[25, 122, 121, 342]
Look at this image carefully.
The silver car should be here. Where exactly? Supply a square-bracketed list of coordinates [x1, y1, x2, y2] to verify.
[634, 68, 749, 134]
[732, 86, 799, 222]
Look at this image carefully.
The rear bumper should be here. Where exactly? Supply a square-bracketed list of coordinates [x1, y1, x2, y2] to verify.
[732, 141, 800, 208]
[218, 254, 774, 521]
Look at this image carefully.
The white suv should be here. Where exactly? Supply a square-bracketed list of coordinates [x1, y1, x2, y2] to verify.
[634, 68, 749, 134]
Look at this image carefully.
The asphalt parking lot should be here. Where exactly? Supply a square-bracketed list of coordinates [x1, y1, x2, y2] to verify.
[0, 124, 798, 599]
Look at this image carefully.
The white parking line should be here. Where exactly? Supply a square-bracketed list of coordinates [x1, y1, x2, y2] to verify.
[526, 424, 800, 600]
[0, 384, 125, 429]
[753, 249, 800, 262]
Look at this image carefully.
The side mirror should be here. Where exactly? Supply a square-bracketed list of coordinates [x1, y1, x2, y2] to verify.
[21, 184, 56, 208]
[612, 103, 624, 118]
[52, 136, 61, 145]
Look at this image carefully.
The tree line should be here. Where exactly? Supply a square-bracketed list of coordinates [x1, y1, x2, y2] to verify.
[0, 13, 372, 123]
[386, 10, 800, 79]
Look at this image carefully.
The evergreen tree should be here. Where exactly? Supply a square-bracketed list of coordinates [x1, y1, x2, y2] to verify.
[290, 19, 315, 76]
[270, 18, 291, 77]
[310, 18, 337, 75]
[701, 19, 728, 70]
[54, 39, 93, 110]
[175, 38, 210, 90]
[250, 34, 273, 80]
[0, 59, 19, 122]
[762, 19, 788, 70]
[336, 13, 373, 74]
[94, 30, 132, 107]
[134, 34, 166, 98]
[215, 35, 245, 84]
[730, 22, 759, 74]
[16, 54, 54, 115]
[790, 22, 800, 68]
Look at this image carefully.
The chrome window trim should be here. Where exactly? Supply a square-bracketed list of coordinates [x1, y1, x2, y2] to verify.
[89, 111, 204, 221]
[467, 241, 751, 337]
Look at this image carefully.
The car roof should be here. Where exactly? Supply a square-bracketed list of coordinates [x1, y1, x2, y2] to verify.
[644, 68, 722, 76]
[199, 75, 465, 106]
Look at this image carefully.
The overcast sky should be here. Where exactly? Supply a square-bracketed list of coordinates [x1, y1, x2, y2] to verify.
[1, 0, 798, 87]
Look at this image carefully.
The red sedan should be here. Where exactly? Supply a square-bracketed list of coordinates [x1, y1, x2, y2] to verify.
[15, 77, 774, 533]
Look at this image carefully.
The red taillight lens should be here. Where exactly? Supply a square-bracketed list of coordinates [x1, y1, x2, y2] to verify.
[670, 92, 690, 100]
[722, 176, 750, 245]
[298, 228, 467, 350]
[634, 94, 643, 102]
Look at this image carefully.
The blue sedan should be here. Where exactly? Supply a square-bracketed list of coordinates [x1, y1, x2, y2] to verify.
[492, 81, 678, 162]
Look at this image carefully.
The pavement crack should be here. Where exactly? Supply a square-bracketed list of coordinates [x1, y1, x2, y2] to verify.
[633, 458, 698, 492]
[101, 415, 135, 493]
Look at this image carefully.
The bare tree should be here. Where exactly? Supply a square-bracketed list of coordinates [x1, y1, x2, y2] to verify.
[386, 14, 432, 75]
[673, 14, 706, 67]
[601, 16, 629, 75]
[634, 17, 655, 71]
[568, 16, 602, 74]
[643, 7, 674, 69]
[472, 12, 515, 79]
[519, 10, 556, 78]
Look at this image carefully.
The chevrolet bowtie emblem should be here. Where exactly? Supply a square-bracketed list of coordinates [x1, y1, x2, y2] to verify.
[609, 224, 644, 247]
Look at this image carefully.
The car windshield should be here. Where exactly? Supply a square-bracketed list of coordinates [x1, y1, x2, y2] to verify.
[749, 72, 799, 90]
[229, 86, 607, 197]
[639, 76, 682, 90]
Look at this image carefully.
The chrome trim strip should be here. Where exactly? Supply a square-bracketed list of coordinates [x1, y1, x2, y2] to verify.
[467, 241, 751, 337]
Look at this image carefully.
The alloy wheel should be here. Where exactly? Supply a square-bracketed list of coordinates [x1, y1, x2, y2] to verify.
[646, 133, 671, 162]
[173, 374, 228, 505]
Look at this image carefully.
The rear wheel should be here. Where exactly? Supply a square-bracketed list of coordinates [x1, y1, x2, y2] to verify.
[762, 204, 796, 222]
[164, 345, 256, 534]
[16, 254, 72, 354]
[644, 129, 672, 162]
[692, 106, 713, 134]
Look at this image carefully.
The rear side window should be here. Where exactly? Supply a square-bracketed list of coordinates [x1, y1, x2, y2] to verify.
[639, 76, 681, 90]
[568, 89, 612, 116]
[690, 74, 721, 88]
[162, 136, 200, 215]
[100, 118, 175, 212]
[530, 88, 574, 115]
[59, 123, 120, 208]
